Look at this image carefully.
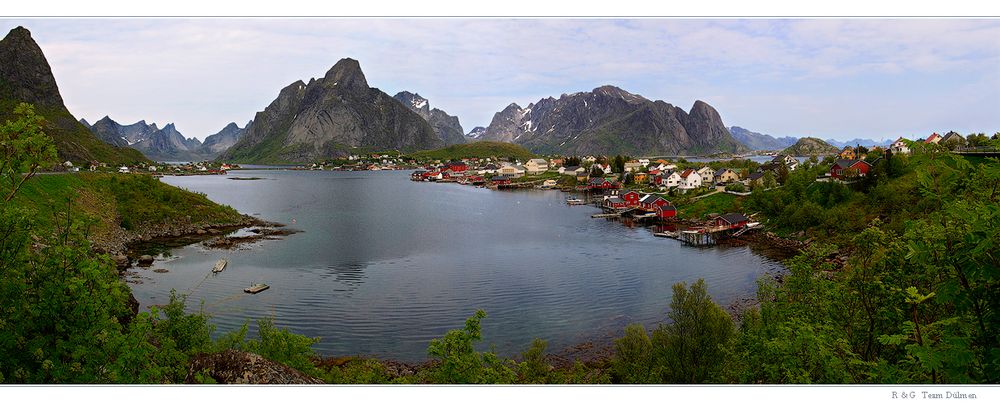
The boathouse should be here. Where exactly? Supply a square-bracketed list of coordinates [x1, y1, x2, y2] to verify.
[715, 213, 749, 229]
[639, 194, 671, 211]
[656, 204, 677, 219]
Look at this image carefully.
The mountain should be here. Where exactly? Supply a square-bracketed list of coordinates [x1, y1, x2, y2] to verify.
[825, 138, 892, 148]
[0, 26, 147, 164]
[408, 141, 536, 161]
[87, 117, 211, 161]
[393, 91, 465, 146]
[79, 118, 90, 128]
[200, 121, 249, 155]
[220, 58, 442, 163]
[729, 126, 798, 150]
[465, 126, 487, 140]
[476, 86, 747, 156]
[781, 137, 839, 156]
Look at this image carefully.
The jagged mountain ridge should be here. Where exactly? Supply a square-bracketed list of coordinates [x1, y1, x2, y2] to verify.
[392, 91, 465, 146]
[220, 58, 441, 163]
[87, 116, 247, 161]
[476, 86, 748, 156]
[0, 26, 148, 164]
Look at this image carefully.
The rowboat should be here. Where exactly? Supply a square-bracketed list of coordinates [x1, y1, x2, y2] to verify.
[244, 283, 269, 294]
[212, 259, 227, 273]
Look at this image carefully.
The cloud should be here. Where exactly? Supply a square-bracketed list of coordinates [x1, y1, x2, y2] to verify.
[3, 18, 997, 140]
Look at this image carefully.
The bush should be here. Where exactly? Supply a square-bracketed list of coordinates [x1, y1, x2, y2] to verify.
[425, 310, 516, 384]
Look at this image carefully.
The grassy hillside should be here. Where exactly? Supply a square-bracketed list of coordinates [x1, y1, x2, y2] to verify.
[408, 141, 536, 161]
[13, 173, 242, 242]
[781, 137, 839, 156]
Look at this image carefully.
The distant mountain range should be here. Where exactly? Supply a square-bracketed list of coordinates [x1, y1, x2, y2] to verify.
[473, 85, 747, 156]
[0, 26, 147, 164]
[729, 125, 890, 151]
[84, 116, 247, 162]
[219, 58, 441, 163]
[729, 126, 798, 150]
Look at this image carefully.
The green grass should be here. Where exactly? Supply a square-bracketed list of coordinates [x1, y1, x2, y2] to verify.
[676, 192, 743, 220]
[11, 173, 243, 239]
[408, 141, 536, 161]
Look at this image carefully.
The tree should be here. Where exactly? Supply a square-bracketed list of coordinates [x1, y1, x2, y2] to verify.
[1, 103, 58, 202]
[651, 279, 735, 383]
[612, 155, 625, 173]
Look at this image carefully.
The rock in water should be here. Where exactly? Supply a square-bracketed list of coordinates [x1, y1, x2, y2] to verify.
[137, 255, 154, 266]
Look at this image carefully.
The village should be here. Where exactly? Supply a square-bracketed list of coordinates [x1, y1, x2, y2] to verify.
[405, 132, 991, 247]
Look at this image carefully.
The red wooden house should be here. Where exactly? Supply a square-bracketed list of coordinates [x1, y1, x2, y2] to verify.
[603, 196, 628, 209]
[830, 159, 871, 179]
[639, 194, 671, 211]
[490, 177, 511, 186]
[621, 191, 641, 207]
[656, 204, 677, 219]
[588, 177, 620, 191]
[715, 213, 749, 229]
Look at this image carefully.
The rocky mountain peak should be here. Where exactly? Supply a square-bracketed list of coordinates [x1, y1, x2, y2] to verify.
[393, 91, 430, 112]
[0, 26, 64, 108]
[323, 58, 368, 92]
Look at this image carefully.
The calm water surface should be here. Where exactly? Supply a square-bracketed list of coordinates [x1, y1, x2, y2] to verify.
[129, 170, 784, 361]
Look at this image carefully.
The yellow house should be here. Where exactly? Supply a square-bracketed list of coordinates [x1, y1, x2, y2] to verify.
[838, 146, 856, 160]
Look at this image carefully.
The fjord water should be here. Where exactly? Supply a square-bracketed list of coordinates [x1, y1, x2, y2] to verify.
[131, 170, 783, 362]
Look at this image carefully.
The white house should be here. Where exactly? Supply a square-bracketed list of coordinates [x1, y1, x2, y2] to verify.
[890, 138, 911, 155]
[637, 158, 650, 166]
[524, 158, 549, 175]
[660, 171, 682, 188]
[558, 166, 585, 176]
[118, 166, 130, 174]
[696, 166, 715, 184]
[497, 163, 526, 178]
[624, 161, 643, 172]
[582, 156, 597, 163]
[772, 155, 800, 170]
[148, 165, 158, 172]
[678, 169, 703, 190]
[596, 163, 613, 175]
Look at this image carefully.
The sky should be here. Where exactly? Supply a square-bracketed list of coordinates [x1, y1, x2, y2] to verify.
[2, 18, 999, 141]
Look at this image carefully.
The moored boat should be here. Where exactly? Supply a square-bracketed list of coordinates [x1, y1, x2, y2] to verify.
[244, 283, 270, 294]
[212, 259, 227, 273]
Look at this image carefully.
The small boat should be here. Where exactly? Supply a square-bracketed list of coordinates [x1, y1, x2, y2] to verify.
[212, 259, 228, 273]
[653, 231, 678, 238]
[244, 283, 270, 294]
[566, 197, 586, 205]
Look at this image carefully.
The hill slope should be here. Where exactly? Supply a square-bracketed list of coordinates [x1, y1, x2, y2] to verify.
[407, 141, 536, 161]
[781, 137, 839, 156]
[0, 26, 148, 164]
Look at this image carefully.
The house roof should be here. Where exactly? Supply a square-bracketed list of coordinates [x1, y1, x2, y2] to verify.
[719, 213, 748, 224]
[563, 165, 581, 171]
[697, 166, 713, 173]
[925, 133, 942, 143]
[834, 159, 868, 169]
[528, 158, 548, 164]
[747, 172, 765, 181]
[605, 197, 624, 203]
[714, 168, 733, 177]
[641, 194, 667, 204]
[657, 205, 677, 211]
[679, 169, 696, 178]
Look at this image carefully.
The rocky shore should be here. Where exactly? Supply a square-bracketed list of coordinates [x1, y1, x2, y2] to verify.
[98, 213, 298, 273]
